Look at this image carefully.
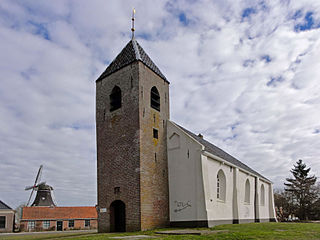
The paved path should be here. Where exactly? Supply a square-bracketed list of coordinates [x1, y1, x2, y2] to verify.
[110, 235, 157, 239]
[155, 229, 229, 235]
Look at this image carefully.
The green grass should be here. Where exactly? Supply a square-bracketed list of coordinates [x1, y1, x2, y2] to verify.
[1, 223, 320, 240]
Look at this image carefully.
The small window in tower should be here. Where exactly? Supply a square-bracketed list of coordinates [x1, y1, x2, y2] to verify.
[110, 86, 122, 112]
[151, 86, 160, 111]
[114, 187, 120, 194]
[153, 128, 158, 139]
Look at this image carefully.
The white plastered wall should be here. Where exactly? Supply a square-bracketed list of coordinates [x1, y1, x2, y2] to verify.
[238, 170, 255, 220]
[258, 180, 270, 219]
[167, 121, 207, 222]
[202, 156, 234, 221]
[167, 121, 277, 224]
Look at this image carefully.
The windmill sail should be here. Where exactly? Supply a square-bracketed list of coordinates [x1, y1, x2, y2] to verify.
[26, 165, 43, 206]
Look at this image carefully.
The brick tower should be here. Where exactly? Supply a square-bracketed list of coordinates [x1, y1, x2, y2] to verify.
[96, 38, 170, 232]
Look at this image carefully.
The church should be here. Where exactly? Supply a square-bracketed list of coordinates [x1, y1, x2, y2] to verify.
[96, 23, 276, 232]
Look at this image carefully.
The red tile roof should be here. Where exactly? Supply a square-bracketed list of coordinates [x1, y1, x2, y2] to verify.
[22, 206, 97, 220]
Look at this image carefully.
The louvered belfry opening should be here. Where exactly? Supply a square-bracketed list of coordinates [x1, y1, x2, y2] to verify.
[150, 86, 160, 111]
[110, 86, 122, 112]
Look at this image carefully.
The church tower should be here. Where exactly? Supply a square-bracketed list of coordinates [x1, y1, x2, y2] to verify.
[96, 36, 170, 232]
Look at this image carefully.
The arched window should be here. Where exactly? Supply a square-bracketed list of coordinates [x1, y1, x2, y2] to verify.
[110, 86, 121, 112]
[245, 179, 250, 204]
[150, 86, 160, 111]
[217, 170, 226, 201]
[260, 184, 265, 206]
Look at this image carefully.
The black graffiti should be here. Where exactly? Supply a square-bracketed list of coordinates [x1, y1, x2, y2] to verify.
[174, 200, 191, 212]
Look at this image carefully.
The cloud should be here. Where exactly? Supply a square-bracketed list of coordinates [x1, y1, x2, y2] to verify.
[1, 0, 320, 208]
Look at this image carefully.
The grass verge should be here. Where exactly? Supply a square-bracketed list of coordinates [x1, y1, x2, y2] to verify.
[1, 222, 320, 240]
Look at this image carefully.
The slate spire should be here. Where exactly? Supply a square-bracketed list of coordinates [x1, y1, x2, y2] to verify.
[97, 39, 168, 82]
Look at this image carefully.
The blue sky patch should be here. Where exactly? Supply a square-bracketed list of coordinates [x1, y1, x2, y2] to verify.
[243, 59, 255, 67]
[28, 21, 50, 40]
[165, 2, 190, 26]
[294, 11, 320, 32]
[231, 122, 240, 131]
[179, 12, 189, 26]
[258, 0, 268, 11]
[223, 134, 238, 142]
[267, 76, 284, 87]
[20, 67, 37, 80]
[136, 32, 152, 40]
[261, 55, 271, 63]
[292, 10, 303, 20]
[242, 7, 256, 19]
[313, 129, 320, 134]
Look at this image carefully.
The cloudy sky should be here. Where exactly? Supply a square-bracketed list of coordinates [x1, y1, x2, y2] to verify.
[1, 0, 320, 208]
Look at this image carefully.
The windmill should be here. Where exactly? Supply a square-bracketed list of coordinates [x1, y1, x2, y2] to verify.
[25, 165, 57, 207]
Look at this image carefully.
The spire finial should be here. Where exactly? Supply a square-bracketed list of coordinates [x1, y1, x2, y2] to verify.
[131, 8, 136, 39]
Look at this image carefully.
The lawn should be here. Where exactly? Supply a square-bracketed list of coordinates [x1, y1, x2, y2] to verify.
[1, 223, 320, 240]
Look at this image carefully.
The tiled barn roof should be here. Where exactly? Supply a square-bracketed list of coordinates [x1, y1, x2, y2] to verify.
[175, 122, 270, 182]
[21, 206, 97, 220]
[97, 38, 168, 82]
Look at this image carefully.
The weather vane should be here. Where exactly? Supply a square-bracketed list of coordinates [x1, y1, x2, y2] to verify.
[131, 8, 135, 39]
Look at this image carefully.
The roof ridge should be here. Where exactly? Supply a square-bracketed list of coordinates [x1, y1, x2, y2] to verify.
[132, 39, 141, 60]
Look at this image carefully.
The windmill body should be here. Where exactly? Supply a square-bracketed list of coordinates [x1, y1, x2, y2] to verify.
[25, 165, 57, 207]
[31, 183, 56, 207]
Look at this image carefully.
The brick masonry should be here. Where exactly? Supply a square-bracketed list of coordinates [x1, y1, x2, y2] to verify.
[0, 210, 14, 233]
[96, 61, 169, 232]
[20, 219, 97, 231]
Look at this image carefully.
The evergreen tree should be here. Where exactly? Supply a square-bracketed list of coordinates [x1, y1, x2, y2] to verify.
[284, 159, 317, 220]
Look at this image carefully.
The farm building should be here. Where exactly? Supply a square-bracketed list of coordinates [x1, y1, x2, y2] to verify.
[20, 206, 97, 231]
[0, 200, 15, 233]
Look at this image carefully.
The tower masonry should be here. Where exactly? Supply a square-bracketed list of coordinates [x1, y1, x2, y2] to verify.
[96, 38, 170, 232]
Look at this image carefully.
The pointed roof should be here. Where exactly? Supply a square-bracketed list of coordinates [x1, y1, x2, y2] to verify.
[173, 122, 270, 182]
[0, 200, 12, 210]
[97, 39, 168, 83]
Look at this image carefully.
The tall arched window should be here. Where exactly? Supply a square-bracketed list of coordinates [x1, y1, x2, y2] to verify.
[245, 179, 250, 204]
[217, 170, 226, 201]
[110, 86, 121, 112]
[150, 86, 160, 111]
[260, 184, 265, 206]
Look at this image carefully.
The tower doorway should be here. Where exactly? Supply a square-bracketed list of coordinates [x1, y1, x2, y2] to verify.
[110, 200, 126, 232]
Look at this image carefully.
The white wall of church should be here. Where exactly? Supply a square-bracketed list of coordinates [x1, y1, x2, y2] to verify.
[259, 180, 270, 219]
[238, 170, 255, 221]
[202, 156, 234, 221]
[167, 121, 207, 222]
[167, 121, 276, 225]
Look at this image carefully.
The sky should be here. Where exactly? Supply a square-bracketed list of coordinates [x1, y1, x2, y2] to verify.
[1, 0, 320, 208]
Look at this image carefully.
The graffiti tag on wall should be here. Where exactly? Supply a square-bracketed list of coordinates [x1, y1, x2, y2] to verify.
[174, 200, 192, 212]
